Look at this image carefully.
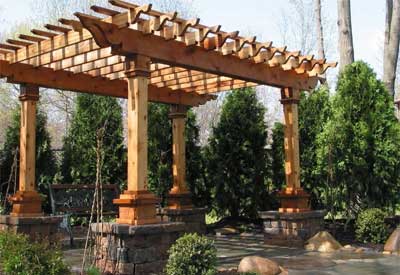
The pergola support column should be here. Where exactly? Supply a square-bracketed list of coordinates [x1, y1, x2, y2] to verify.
[278, 87, 310, 213]
[167, 105, 192, 209]
[9, 84, 42, 217]
[113, 55, 160, 225]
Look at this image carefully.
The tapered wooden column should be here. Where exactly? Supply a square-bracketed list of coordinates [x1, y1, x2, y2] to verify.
[113, 55, 160, 225]
[9, 84, 42, 217]
[278, 87, 310, 213]
[167, 105, 192, 209]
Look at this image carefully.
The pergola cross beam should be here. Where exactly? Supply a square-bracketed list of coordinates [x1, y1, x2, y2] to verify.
[0, 60, 214, 106]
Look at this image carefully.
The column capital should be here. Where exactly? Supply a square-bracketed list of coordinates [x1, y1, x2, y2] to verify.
[169, 104, 188, 119]
[19, 84, 39, 102]
[124, 55, 151, 78]
[280, 87, 300, 105]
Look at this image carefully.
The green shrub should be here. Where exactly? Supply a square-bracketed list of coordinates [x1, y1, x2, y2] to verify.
[86, 266, 101, 275]
[205, 88, 269, 218]
[0, 231, 70, 275]
[355, 208, 390, 244]
[316, 62, 400, 217]
[166, 233, 217, 275]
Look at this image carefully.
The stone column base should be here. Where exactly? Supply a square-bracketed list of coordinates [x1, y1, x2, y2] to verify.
[259, 210, 326, 247]
[163, 208, 207, 234]
[113, 190, 161, 225]
[92, 222, 186, 275]
[0, 215, 63, 244]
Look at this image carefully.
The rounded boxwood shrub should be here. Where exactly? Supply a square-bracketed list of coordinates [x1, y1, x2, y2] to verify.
[355, 208, 390, 244]
[0, 231, 70, 275]
[166, 233, 217, 275]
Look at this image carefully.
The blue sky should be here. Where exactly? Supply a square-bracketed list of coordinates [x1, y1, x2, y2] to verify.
[0, 0, 386, 76]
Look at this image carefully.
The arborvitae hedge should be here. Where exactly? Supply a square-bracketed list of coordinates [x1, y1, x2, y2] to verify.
[61, 94, 126, 188]
[147, 103, 204, 206]
[205, 88, 269, 218]
[316, 61, 400, 216]
[0, 106, 56, 213]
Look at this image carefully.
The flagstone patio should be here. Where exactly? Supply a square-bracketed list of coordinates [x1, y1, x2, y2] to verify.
[64, 234, 400, 275]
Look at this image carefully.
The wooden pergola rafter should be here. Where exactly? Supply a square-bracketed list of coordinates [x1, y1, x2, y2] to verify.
[0, 0, 336, 224]
[0, 0, 336, 96]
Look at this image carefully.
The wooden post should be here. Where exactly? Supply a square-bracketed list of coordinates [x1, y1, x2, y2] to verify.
[9, 84, 42, 217]
[167, 105, 192, 209]
[278, 88, 310, 213]
[113, 55, 160, 225]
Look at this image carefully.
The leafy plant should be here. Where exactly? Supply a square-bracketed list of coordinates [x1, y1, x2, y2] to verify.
[355, 208, 390, 244]
[85, 266, 101, 275]
[166, 233, 217, 275]
[0, 231, 70, 275]
[205, 210, 222, 225]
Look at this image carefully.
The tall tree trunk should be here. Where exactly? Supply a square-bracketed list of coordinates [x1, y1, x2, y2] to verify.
[337, 0, 355, 72]
[383, 0, 400, 98]
[315, 0, 326, 60]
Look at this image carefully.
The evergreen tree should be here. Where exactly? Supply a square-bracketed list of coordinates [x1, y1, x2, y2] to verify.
[205, 88, 269, 218]
[61, 94, 126, 187]
[0, 106, 56, 212]
[185, 111, 210, 207]
[147, 103, 172, 204]
[270, 122, 285, 191]
[299, 87, 331, 208]
[147, 103, 206, 206]
[316, 62, 400, 217]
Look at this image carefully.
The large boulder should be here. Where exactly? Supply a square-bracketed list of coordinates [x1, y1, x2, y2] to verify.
[238, 256, 281, 275]
[304, 231, 343, 252]
[384, 228, 400, 254]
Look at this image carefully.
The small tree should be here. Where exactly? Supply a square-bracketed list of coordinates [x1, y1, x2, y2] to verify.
[299, 87, 331, 209]
[148, 103, 206, 206]
[61, 94, 126, 187]
[270, 122, 285, 191]
[0, 106, 56, 212]
[316, 61, 400, 217]
[205, 88, 269, 219]
[147, 103, 172, 204]
[185, 111, 210, 207]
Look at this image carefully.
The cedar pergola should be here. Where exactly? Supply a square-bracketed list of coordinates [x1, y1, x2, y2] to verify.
[0, 0, 336, 225]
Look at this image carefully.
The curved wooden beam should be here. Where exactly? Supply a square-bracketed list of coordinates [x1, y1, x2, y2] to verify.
[76, 15, 319, 90]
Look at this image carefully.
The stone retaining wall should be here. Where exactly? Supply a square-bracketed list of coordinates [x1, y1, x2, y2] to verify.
[91, 222, 186, 275]
[163, 208, 206, 234]
[0, 215, 62, 244]
[259, 210, 326, 247]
